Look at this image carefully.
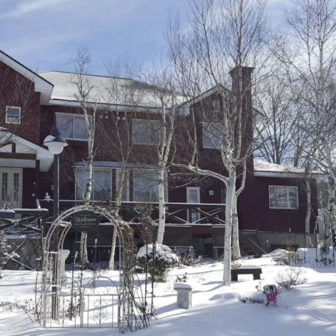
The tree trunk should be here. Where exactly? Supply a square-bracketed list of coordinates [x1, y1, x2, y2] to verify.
[80, 232, 88, 266]
[231, 194, 241, 260]
[305, 179, 312, 248]
[80, 157, 93, 266]
[223, 171, 235, 285]
[324, 183, 336, 253]
[157, 168, 166, 244]
[108, 170, 125, 270]
[108, 227, 118, 270]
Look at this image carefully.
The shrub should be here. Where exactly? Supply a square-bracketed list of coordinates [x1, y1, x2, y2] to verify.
[276, 267, 306, 290]
[137, 244, 179, 282]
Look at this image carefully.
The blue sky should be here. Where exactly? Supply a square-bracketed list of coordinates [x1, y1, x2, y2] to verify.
[0, 0, 189, 75]
[0, 0, 286, 76]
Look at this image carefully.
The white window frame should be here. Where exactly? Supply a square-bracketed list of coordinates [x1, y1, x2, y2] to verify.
[5, 106, 21, 124]
[132, 119, 160, 145]
[269, 185, 299, 209]
[202, 121, 223, 149]
[56, 113, 89, 141]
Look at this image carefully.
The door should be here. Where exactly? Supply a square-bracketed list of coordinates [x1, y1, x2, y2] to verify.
[0, 168, 23, 208]
[186, 187, 200, 222]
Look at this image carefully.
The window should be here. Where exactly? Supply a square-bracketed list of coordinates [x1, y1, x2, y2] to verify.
[202, 122, 223, 149]
[133, 169, 160, 202]
[0, 168, 22, 207]
[269, 185, 298, 209]
[132, 119, 160, 145]
[56, 113, 88, 140]
[212, 98, 221, 113]
[5, 106, 21, 124]
[2, 172, 8, 201]
[13, 173, 19, 202]
[75, 168, 112, 201]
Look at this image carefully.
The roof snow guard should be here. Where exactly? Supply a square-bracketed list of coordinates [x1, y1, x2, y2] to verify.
[0, 50, 53, 104]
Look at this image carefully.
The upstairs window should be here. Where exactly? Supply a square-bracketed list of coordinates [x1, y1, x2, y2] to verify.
[212, 98, 221, 113]
[56, 113, 88, 140]
[6, 106, 21, 124]
[132, 119, 160, 145]
[269, 185, 298, 209]
[202, 121, 223, 149]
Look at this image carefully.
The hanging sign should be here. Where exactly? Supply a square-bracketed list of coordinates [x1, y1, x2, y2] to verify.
[71, 211, 99, 232]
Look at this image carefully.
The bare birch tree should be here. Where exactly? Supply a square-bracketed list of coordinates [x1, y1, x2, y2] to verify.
[102, 60, 141, 270]
[142, 68, 179, 245]
[272, 0, 336, 248]
[168, 0, 265, 285]
[73, 49, 97, 265]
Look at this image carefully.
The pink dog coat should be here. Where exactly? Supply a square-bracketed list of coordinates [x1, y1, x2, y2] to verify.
[263, 285, 278, 304]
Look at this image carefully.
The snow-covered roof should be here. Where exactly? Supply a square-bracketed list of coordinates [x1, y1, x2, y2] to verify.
[254, 159, 326, 179]
[38, 71, 183, 110]
[0, 50, 53, 104]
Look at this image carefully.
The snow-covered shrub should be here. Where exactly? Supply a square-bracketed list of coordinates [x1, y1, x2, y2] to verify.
[0, 230, 10, 277]
[276, 267, 306, 290]
[137, 244, 179, 282]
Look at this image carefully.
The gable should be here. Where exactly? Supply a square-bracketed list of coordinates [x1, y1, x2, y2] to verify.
[0, 50, 53, 104]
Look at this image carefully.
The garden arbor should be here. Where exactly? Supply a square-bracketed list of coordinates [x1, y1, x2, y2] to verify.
[39, 204, 149, 331]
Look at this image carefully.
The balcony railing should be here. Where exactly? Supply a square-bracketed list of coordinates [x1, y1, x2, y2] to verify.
[38, 199, 226, 225]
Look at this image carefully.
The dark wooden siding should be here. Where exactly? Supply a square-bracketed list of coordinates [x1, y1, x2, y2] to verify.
[253, 176, 317, 233]
[0, 61, 41, 144]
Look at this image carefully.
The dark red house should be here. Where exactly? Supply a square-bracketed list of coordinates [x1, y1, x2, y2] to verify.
[0, 50, 325, 258]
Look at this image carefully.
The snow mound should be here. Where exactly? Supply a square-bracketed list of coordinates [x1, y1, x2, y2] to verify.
[263, 249, 289, 261]
[137, 244, 174, 258]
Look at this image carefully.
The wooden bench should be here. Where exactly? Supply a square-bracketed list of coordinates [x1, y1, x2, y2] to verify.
[231, 266, 262, 281]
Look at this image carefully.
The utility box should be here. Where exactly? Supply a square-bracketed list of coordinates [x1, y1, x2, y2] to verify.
[174, 282, 192, 309]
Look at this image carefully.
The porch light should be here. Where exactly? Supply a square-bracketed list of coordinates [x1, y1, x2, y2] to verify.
[43, 127, 68, 219]
[43, 127, 68, 155]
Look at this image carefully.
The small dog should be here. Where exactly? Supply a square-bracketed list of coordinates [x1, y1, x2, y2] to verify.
[263, 284, 278, 306]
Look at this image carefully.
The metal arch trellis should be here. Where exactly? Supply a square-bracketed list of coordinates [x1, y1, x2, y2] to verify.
[38, 204, 150, 331]
[42, 205, 127, 254]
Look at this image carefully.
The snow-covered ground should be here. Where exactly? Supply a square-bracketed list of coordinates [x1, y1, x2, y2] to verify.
[1, 248, 336, 335]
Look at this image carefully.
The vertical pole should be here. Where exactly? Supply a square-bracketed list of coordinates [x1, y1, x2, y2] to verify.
[51, 154, 59, 320]
[94, 238, 97, 266]
[93, 238, 97, 288]
[151, 242, 155, 315]
[315, 225, 318, 263]
[42, 238, 47, 327]
[80, 236, 84, 327]
[80, 291, 84, 327]
[53, 154, 59, 219]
